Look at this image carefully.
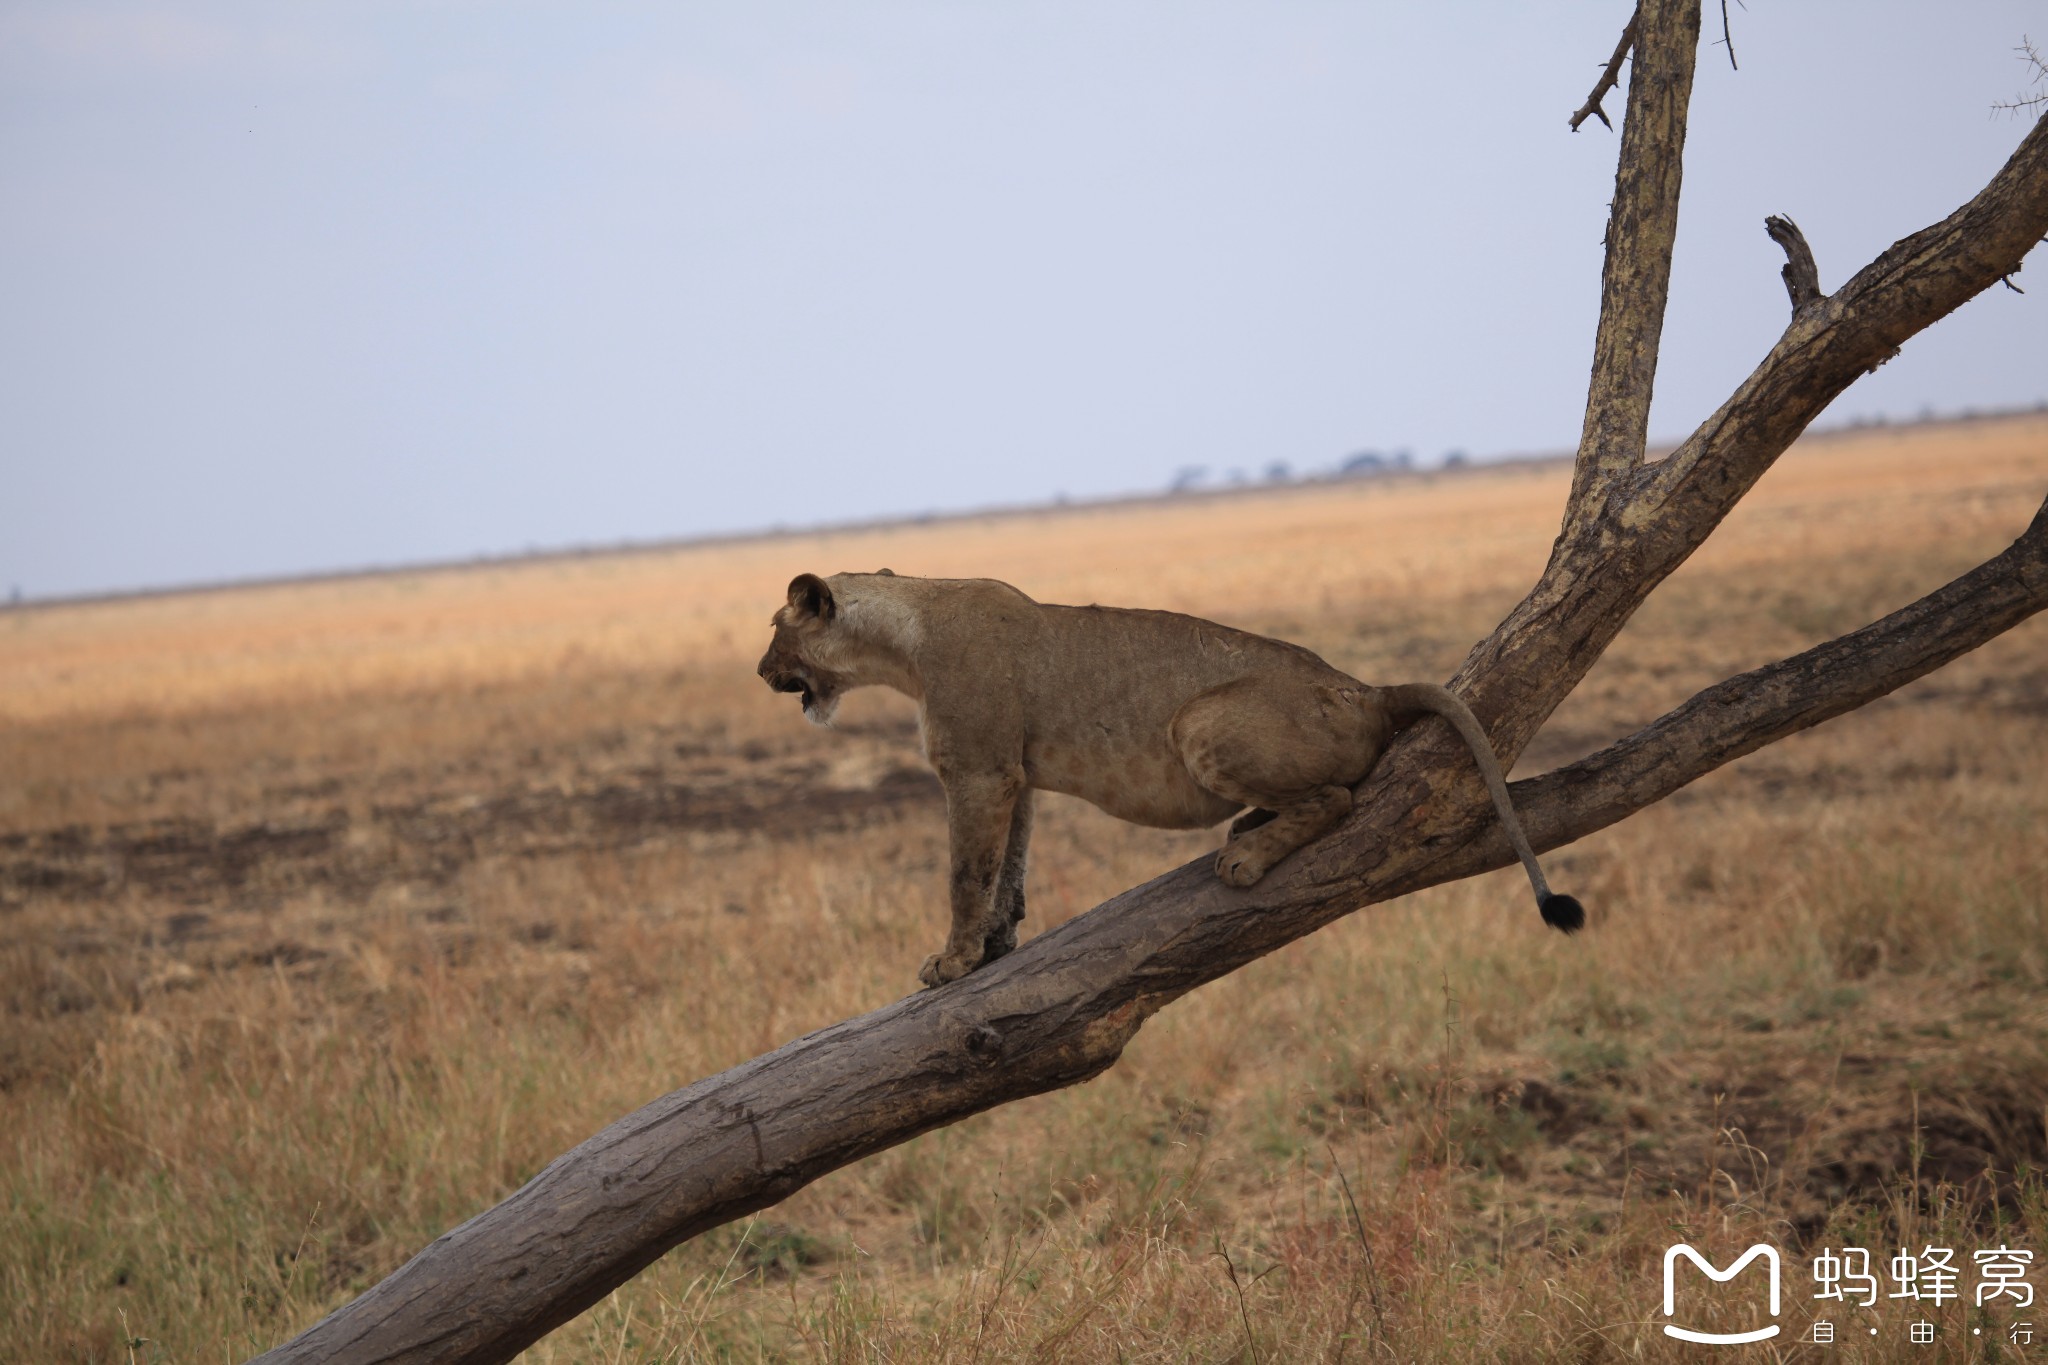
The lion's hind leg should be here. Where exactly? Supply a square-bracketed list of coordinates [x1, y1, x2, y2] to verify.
[1227, 806, 1278, 837]
[1210, 783, 1351, 888]
[1170, 676, 1386, 889]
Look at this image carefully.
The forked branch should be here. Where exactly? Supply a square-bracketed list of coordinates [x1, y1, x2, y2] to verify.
[1446, 104, 2048, 774]
[1636, 111, 2048, 532]
[1509, 494, 2048, 860]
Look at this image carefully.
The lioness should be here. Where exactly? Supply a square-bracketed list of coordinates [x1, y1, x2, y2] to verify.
[758, 570, 1582, 988]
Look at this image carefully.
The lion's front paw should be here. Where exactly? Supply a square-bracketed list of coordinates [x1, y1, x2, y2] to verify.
[1215, 845, 1270, 888]
[918, 950, 978, 989]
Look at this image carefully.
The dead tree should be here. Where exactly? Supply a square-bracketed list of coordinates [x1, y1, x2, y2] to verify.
[250, 4, 2048, 1361]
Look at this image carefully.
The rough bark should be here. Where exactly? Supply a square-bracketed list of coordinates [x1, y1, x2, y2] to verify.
[248, 8, 2048, 1362]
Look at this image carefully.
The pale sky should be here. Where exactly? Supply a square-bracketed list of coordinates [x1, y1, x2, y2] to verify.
[2, 3, 2042, 600]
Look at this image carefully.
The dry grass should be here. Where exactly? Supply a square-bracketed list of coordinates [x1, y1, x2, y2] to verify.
[3, 414, 2047, 1362]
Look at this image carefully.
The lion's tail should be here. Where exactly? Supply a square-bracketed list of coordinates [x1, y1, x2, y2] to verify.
[1376, 682, 1584, 934]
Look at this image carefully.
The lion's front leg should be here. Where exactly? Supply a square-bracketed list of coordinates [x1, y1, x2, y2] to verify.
[919, 772, 1023, 989]
[980, 789, 1033, 964]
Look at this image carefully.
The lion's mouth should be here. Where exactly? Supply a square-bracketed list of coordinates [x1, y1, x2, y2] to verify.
[784, 677, 822, 714]
[765, 669, 835, 724]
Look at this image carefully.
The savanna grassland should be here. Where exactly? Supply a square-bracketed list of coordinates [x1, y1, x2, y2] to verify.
[4, 414, 2048, 1363]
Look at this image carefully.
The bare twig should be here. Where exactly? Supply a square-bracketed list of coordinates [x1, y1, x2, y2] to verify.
[1715, 0, 1740, 71]
[1569, 8, 1639, 131]
[1992, 36, 2046, 116]
[1765, 214, 1822, 313]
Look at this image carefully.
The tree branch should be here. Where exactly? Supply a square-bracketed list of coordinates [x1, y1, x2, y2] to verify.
[1765, 214, 1822, 314]
[1569, 10, 1639, 132]
[1564, 0, 1700, 536]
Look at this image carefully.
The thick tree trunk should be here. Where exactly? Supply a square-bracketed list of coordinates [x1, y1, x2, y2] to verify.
[249, 8, 2048, 1361]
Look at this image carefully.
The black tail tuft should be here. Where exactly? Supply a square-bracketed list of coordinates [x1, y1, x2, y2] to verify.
[1539, 893, 1586, 934]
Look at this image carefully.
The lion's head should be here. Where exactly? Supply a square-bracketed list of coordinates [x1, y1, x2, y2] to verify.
[757, 572, 854, 726]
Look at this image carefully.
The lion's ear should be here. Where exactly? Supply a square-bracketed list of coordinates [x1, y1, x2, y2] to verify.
[786, 573, 836, 622]
[875, 567, 896, 577]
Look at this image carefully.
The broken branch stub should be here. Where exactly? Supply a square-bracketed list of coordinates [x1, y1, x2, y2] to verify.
[1766, 214, 1824, 314]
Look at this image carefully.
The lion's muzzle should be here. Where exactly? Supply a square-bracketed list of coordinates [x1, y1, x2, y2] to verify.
[758, 635, 844, 726]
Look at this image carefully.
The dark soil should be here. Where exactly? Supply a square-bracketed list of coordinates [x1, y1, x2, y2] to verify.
[0, 760, 941, 909]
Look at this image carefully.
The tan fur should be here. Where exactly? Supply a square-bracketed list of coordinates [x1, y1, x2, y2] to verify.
[758, 571, 1573, 989]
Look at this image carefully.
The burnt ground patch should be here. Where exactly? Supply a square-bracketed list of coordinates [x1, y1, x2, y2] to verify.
[0, 763, 942, 910]
[1489, 1025, 2048, 1246]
